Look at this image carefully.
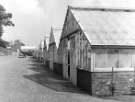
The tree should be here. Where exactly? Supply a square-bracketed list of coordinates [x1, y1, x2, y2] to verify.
[0, 4, 14, 38]
[0, 39, 9, 48]
[0, 4, 14, 48]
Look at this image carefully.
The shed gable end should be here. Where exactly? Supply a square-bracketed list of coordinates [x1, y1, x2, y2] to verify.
[49, 27, 55, 45]
[60, 8, 81, 40]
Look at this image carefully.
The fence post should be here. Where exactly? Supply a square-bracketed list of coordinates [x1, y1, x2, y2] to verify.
[112, 67, 114, 95]
[134, 66, 135, 82]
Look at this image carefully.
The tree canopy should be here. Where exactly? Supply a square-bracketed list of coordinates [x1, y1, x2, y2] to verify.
[0, 4, 14, 37]
[0, 4, 14, 47]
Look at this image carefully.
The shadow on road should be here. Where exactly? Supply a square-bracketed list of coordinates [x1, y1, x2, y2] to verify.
[24, 58, 88, 95]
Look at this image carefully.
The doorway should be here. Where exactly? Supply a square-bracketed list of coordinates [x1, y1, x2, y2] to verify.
[68, 50, 70, 78]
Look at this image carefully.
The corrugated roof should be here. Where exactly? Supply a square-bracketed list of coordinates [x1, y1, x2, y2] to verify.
[70, 7, 135, 46]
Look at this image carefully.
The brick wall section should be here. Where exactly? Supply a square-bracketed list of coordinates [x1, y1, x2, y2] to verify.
[92, 72, 135, 96]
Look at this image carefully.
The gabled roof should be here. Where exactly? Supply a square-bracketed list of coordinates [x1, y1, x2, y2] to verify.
[53, 29, 62, 48]
[49, 27, 55, 45]
[43, 36, 49, 50]
[46, 38, 49, 50]
[49, 27, 62, 48]
[42, 38, 47, 51]
[70, 7, 135, 46]
[40, 39, 47, 51]
[49, 27, 55, 44]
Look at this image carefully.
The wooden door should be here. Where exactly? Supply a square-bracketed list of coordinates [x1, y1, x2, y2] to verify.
[68, 51, 70, 77]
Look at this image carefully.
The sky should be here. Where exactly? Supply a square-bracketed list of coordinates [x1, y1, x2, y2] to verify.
[0, 0, 135, 47]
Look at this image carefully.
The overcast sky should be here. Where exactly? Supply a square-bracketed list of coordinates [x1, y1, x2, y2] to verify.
[0, 0, 135, 46]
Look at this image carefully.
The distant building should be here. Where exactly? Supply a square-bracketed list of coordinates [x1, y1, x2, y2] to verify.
[58, 6, 135, 95]
[11, 40, 25, 51]
[42, 37, 49, 66]
[48, 27, 62, 74]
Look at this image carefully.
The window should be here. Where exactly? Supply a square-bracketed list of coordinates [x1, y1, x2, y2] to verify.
[107, 49, 119, 68]
[95, 49, 107, 68]
[119, 49, 132, 67]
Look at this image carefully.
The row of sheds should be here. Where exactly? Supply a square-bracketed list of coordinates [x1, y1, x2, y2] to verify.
[33, 6, 135, 96]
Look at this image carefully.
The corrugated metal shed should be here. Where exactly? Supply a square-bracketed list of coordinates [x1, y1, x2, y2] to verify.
[70, 7, 135, 46]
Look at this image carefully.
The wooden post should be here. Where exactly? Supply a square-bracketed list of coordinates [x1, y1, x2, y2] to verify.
[112, 67, 114, 95]
[134, 66, 135, 85]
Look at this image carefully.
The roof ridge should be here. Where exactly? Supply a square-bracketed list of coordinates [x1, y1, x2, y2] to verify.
[69, 6, 135, 12]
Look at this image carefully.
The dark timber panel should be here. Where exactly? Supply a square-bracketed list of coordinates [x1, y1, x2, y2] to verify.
[77, 69, 92, 94]
[92, 72, 135, 96]
[46, 60, 50, 68]
[53, 63, 63, 76]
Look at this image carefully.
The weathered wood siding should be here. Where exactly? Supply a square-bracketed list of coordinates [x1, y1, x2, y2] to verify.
[78, 32, 91, 70]
[93, 48, 135, 68]
[48, 44, 57, 71]
[43, 49, 48, 61]
[58, 9, 81, 82]
[47, 43, 63, 74]
[45, 49, 50, 68]
[57, 7, 135, 95]
[90, 48, 135, 96]
[58, 8, 92, 85]
[62, 38, 69, 79]
[59, 31, 91, 85]
[57, 40, 65, 64]
[61, 9, 80, 39]
[92, 72, 135, 96]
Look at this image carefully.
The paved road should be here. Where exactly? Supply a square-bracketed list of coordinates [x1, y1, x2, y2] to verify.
[0, 55, 119, 102]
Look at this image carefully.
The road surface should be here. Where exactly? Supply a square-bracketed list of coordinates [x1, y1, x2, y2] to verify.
[0, 55, 119, 102]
